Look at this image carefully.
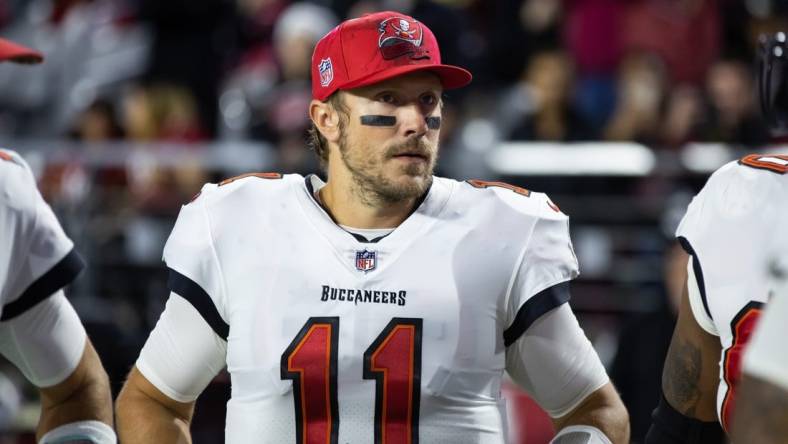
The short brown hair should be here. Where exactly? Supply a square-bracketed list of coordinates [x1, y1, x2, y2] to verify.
[307, 92, 348, 169]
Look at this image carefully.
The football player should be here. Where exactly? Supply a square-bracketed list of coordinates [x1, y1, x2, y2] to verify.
[0, 39, 116, 443]
[729, 32, 788, 444]
[116, 12, 629, 443]
[645, 33, 788, 443]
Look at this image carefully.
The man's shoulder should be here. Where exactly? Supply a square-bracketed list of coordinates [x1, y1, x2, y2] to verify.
[709, 154, 788, 199]
[0, 148, 37, 212]
[439, 176, 567, 222]
[686, 154, 788, 227]
[189, 172, 302, 208]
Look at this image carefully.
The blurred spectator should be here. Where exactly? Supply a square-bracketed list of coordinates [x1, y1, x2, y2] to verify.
[150, 84, 207, 142]
[693, 58, 769, 146]
[489, 0, 563, 84]
[507, 50, 596, 141]
[69, 98, 125, 141]
[138, 0, 237, 137]
[605, 53, 666, 145]
[660, 85, 704, 148]
[220, 2, 337, 171]
[122, 83, 206, 142]
[622, 0, 720, 86]
[235, 0, 289, 48]
[564, 0, 624, 128]
[122, 84, 158, 141]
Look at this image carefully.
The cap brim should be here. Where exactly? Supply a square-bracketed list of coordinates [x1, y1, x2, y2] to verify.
[0, 38, 43, 64]
[342, 63, 472, 92]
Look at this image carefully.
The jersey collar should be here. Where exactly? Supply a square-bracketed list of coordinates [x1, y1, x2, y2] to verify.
[295, 174, 454, 275]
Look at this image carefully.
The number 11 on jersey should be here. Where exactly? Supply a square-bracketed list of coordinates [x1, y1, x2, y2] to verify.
[281, 317, 423, 444]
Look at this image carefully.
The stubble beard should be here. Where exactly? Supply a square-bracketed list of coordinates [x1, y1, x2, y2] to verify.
[338, 131, 436, 207]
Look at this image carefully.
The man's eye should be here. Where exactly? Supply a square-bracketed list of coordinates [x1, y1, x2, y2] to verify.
[420, 94, 436, 106]
[379, 94, 396, 104]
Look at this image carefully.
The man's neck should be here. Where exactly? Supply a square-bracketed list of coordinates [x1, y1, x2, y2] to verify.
[318, 177, 419, 229]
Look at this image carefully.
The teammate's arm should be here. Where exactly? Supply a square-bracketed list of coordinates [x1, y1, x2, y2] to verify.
[116, 366, 195, 443]
[0, 290, 115, 443]
[38, 339, 115, 442]
[644, 281, 724, 443]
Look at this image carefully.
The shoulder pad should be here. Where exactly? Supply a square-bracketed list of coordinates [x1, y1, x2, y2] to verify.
[738, 154, 788, 175]
[0, 149, 27, 168]
[463, 178, 567, 219]
[188, 172, 287, 204]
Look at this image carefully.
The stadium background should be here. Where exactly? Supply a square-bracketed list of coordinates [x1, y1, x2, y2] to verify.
[0, 0, 785, 442]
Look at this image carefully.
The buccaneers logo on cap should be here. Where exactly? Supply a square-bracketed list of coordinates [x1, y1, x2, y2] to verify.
[378, 17, 427, 60]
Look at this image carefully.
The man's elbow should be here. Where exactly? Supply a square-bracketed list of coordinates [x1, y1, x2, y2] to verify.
[599, 394, 630, 439]
[553, 383, 630, 444]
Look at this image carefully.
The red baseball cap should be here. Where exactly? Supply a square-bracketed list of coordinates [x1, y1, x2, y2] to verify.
[311, 11, 472, 100]
[0, 38, 43, 64]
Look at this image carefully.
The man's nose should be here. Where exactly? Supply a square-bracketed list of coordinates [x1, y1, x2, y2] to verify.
[398, 104, 429, 138]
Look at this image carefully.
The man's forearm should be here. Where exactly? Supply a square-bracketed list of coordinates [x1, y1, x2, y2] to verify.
[116, 387, 192, 443]
[37, 340, 113, 440]
[553, 383, 630, 444]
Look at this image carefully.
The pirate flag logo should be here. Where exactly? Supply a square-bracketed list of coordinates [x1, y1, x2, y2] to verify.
[377, 17, 427, 60]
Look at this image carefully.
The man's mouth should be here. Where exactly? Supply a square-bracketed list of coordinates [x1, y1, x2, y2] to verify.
[392, 153, 427, 159]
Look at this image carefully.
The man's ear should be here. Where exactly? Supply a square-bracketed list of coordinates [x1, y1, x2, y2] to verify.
[309, 99, 342, 144]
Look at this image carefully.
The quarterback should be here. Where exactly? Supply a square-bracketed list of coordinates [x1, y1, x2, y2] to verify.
[116, 12, 629, 444]
[646, 32, 788, 444]
[0, 39, 115, 443]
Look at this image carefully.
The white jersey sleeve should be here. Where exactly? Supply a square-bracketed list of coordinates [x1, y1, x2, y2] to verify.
[499, 193, 605, 417]
[0, 149, 84, 321]
[676, 159, 782, 336]
[503, 193, 579, 346]
[137, 293, 227, 402]
[0, 290, 86, 387]
[162, 184, 229, 339]
[505, 304, 609, 418]
[137, 183, 229, 401]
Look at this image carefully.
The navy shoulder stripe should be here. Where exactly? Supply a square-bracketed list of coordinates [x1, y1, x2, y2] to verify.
[677, 236, 713, 323]
[504, 281, 571, 347]
[1, 249, 85, 321]
[167, 268, 229, 340]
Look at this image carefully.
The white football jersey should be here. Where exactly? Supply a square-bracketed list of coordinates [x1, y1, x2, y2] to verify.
[159, 173, 581, 443]
[0, 148, 84, 321]
[676, 154, 788, 430]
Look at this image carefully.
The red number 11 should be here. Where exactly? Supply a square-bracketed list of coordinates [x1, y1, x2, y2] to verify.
[281, 317, 423, 444]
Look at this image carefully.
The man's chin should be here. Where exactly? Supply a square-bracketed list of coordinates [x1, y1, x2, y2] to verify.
[382, 174, 432, 199]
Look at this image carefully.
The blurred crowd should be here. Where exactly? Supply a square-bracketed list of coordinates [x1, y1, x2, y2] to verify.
[1, 0, 787, 442]
[1, 0, 786, 155]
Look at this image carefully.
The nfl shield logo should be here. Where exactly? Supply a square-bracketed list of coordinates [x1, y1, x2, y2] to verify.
[318, 58, 334, 87]
[355, 250, 377, 272]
